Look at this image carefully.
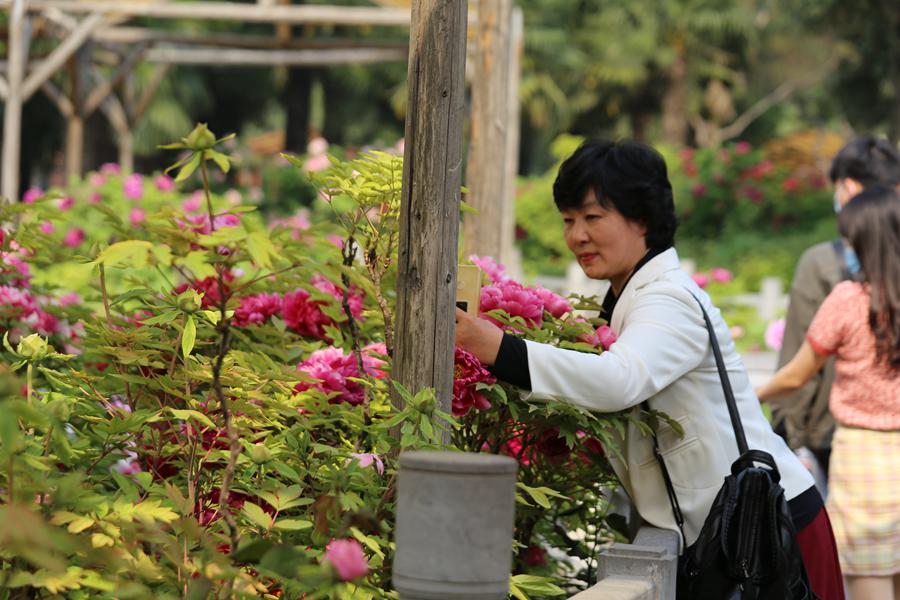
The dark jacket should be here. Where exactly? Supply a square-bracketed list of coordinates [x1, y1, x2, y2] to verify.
[773, 240, 846, 451]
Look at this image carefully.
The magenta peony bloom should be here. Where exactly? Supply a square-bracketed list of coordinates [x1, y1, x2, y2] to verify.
[22, 187, 43, 204]
[691, 273, 709, 289]
[304, 154, 331, 173]
[595, 325, 617, 350]
[295, 347, 368, 405]
[734, 141, 751, 155]
[233, 293, 283, 326]
[90, 173, 106, 186]
[691, 183, 707, 198]
[479, 280, 544, 329]
[88, 192, 102, 204]
[323, 539, 368, 581]
[123, 174, 143, 200]
[100, 162, 121, 175]
[182, 192, 203, 213]
[1, 253, 31, 287]
[154, 174, 175, 191]
[56, 196, 75, 211]
[469, 254, 508, 283]
[362, 342, 389, 379]
[62, 228, 86, 247]
[129, 207, 146, 226]
[765, 318, 786, 351]
[38, 221, 55, 235]
[282, 289, 333, 340]
[312, 275, 364, 320]
[533, 286, 573, 318]
[711, 268, 733, 284]
[452, 347, 495, 416]
[350, 452, 384, 475]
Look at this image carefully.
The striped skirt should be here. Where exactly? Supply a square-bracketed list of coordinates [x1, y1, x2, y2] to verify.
[827, 425, 900, 575]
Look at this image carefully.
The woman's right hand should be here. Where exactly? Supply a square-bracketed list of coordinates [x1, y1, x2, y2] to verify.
[455, 307, 504, 366]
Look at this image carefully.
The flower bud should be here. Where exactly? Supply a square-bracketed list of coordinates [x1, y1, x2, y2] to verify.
[177, 290, 202, 313]
[248, 443, 273, 465]
[17, 333, 48, 360]
[185, 124, 217, 151]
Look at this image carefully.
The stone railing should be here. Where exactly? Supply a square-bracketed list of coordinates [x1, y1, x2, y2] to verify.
[569, 526, 679, 600]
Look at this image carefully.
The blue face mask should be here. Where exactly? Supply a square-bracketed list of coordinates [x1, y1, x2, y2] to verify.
[844, 245, 861, 275]
[834, 190, 843, 214]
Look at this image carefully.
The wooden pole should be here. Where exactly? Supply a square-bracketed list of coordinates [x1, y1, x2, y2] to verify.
[64, 46, 89, 181]
[461, 0, 512, 262]
[394, 0, 468, 418]
[499, 6, 522, 269]
[145, 46, 407, 66]
[2, 0, 28, 203]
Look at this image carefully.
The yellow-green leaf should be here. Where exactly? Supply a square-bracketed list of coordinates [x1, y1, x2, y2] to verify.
[182, 315, 196, 357]
[179, 251, 217, 280]
[168, 408, 216, 429]
[246, 231, 276, 270]
[91, 533, 115, 548]
[175, 153, 202, 182]
[67, 516, 94, 533]
[242, 502, 273, 530]
[273, 518, 312, 531]
[93, 240, 153, 268]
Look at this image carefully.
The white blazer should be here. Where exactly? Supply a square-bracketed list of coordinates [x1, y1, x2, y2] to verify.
[525, 248, 814, 547]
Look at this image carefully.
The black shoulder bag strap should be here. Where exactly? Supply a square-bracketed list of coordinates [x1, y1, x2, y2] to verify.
[641, 293, 749, 545]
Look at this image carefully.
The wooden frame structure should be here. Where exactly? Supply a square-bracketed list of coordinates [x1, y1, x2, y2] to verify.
[0, 0, 522, 414]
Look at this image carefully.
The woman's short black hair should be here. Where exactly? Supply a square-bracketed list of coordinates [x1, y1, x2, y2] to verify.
[552, 139, 678, 249]
[829, 135, 900, 187]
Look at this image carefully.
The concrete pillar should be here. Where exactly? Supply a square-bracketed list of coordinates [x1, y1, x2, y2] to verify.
[393, 451, 517, 600]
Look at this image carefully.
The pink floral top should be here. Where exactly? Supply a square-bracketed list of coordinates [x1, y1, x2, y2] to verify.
[807, 281, 900, 430]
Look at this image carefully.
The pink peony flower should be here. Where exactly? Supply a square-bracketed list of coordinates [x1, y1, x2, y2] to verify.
[730, 325, 745, 339]
[295, 347, 368, 405]
[323, 539, 368, 582]
[123, 174, 143, 200]
[734, 141, 751, 155]
[182, 192, 203, 213]
[691, 183, 707, 198]
[469, 254, 508, 283]
[111, 457, 141, 475]
[282, 289, 333, 340]
[691, 273, 709, 289]
[304, 154, 331, 173]
[100, 163, 121, 175]
[154, 174, 175, 191]
[533, 286, 573, 318]
[62, 228, 86, 247]
[765, 318, 785, 351]
[88, 192, 102, 204]
[38, 221, 55, 235]
[56, 196, 75, 211]
[595, 325, 617, 350]
[452, 347, 495, 416]
[58, 292, 81, 306]
[350, 452, 384, 475]
[270, 210, 312, 240]
[22, 187, 43, 204]
[90, 173, 106, 186]
[232, 293, 283, 326]
[711, 268, 733, 283]
[129, 207, 146, 226]
[1, 254, 31, 287]
[312, 275, 364, 320]
[479, 280, 544, 329]
[362, 342, 389, 379]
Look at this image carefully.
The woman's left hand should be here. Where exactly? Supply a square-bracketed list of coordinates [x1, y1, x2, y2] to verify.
[455, 307, 504, 366]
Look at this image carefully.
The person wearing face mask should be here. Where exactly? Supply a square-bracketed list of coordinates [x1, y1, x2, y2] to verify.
[772, 136, 900, 486]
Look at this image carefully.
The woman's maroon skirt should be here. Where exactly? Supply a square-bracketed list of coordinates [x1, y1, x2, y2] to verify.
[796, 507, 845, 600]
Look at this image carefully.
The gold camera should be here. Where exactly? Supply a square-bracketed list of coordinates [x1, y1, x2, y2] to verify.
[455, 264, 482, 315]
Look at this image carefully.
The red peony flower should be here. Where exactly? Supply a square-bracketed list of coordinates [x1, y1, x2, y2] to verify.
[452, 347, 495, 416]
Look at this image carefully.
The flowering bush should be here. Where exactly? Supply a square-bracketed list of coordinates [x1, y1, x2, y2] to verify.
[0, 125, 632, 598]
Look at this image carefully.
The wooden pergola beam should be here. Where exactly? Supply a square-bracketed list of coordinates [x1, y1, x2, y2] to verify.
[83, 42, 146, 117]
[91, 26, 409, 51]
[4, 1, 412, 26]
[144, 46, 408, 66]
[21, 11, 106, 101]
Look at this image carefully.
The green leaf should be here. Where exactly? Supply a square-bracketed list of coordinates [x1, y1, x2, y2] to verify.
[242, 502, 273, 530]
[205, 150, 231, 173]
[180, 251, 217, 280]
[509, 574, 565, 596]
[168, 408, 216, 429]
[93, 240, 153, 268]
[182, 316, 196, 357]
[175, 153, 202, 182]
[246, 231, 276, 270]
[67, 516, 94, 533]
[273, 518, 312, 531]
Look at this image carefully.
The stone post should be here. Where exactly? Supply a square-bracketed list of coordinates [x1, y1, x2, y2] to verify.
[393, 451, 517, 599]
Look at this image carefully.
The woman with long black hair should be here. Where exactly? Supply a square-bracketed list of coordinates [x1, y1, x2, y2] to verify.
[758, 185, 900, 600]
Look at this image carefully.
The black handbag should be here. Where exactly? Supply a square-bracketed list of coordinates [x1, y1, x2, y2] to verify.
[645, 294, 818, 600]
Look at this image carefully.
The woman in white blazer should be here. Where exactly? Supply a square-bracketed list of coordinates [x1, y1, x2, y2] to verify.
[455, 139, 844, 600]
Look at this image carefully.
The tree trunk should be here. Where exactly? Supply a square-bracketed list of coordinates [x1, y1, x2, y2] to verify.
[660, 45, 688, 146]
[284, 67, 314, 152]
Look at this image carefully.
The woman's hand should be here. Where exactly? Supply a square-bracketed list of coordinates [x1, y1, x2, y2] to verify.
[455, 307, 504, 366]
